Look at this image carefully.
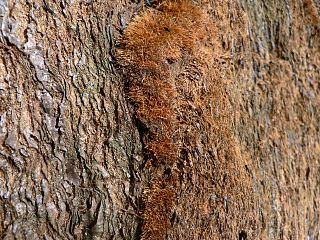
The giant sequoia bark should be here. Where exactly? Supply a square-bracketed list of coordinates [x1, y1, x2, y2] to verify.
[0, 0, 319, 239]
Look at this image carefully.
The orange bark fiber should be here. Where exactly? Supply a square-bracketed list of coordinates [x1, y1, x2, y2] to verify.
[117, 1, 209, 238]
[117, 0, 209, 160]
[116, 0, 254, 239]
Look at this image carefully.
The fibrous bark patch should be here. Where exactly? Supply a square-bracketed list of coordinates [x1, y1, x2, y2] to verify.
[116, 0, 257, 239]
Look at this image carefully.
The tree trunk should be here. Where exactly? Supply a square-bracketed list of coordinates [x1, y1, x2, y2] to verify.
[0, 0, 319, 239]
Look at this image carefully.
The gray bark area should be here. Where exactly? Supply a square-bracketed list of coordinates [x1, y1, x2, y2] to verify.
[0, 0, 319, 239]
[0, 0, 145, 239]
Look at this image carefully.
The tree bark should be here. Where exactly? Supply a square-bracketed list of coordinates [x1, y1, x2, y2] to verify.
[0, 0, 319, 239]
[236, 0, 320, 238]
[0, 1, 144, 239]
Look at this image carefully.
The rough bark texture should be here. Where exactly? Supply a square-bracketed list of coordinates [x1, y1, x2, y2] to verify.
[237, 0, 320, 238]
[0, 1, 144, 239]
[0, 0, 319, 240]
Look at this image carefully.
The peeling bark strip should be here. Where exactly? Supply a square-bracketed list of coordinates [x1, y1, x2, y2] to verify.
[117, 1, 207, 238]
[116, 0, 255, 239]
